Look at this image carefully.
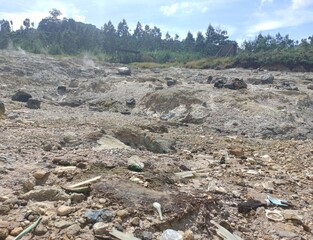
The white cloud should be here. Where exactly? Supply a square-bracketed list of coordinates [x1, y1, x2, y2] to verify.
[0, 0, 86, 28]
[160, 3, 180, 16]
[160, 0, 230, 16]
[292, 0, 313, 9]
[248, 0, 313, 36]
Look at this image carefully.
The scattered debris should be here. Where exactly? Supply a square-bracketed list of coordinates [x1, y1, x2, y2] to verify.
[265, 209, 284, 222]
[210, 220, 244, 240]
[237, 200, 265, 213]
[266, 195, 289, 207]
[160, 229, 183, 240]
[14, 215, 42, 240]
[152, 202, 163, 220]
[67, 176, 101, 188]
[109, 227, 140, 240]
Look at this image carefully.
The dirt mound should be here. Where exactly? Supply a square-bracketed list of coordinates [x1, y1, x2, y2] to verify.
[141, 88, 203, 113]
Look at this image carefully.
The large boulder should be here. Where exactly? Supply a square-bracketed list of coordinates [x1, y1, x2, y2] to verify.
[247, 73, 274, 85]
[224, 78, 247, 90]
[22, 186, 70, 201]
[27, 98, 41, 109]
[11, 90, 32, 102]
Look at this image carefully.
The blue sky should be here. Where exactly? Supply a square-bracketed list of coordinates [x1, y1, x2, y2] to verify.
[1, 0, 313, 45]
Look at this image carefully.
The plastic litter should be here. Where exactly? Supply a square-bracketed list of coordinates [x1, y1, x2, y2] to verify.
[210, 220, 244, 240]
[153, 202, 163, 220]
[109, 227, 140, 240]
[127, 156, 144, 172]
[160, 229, 183, 240]
[14, 215, 42, 240]
[265, 209, 284, 221]
[266, 195, 289, 207]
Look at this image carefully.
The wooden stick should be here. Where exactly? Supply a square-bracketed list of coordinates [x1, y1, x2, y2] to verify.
[68, 176, 101, 188]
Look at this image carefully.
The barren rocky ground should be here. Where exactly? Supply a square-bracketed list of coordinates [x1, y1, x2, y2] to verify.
[0, 50, 312, 240]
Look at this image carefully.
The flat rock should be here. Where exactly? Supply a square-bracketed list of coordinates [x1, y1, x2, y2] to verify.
[32, 170, 48, 179]
[54, 220, 73, 229]
[57, 206, 74, 216]
[93, 222, 108, 235]
[22, 187, 70, 201]
[276, 230, 298, 238]
[63, 223, 81, 236]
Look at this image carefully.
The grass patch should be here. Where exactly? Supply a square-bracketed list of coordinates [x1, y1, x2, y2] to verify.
[184, 57, 234, 69]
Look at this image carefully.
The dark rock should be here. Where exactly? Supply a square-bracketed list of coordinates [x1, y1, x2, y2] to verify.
[307, 84, 313, 90]
[207, 76, 213, 83]
[0, 101, 5, 115]
[84, 209, 115, 224]
[58, 99, 83, 107]
[277, 81, 299, 91]
[57, 86, 67, 95]
[117, 67, 131, 76]
[167, 79, 176, 87]
[238, 200, 265, 213]
[224, 78, 247, 90]
[219, 221, 233, 233]
[126, 97, 136, 107]
[26, 98, 41, 109]
[141, 231, 153, 240]
[11, 90, 32, 102]
[214, 79, 225, 88]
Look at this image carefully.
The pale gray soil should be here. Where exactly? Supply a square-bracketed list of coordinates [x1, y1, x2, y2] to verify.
[0, 50, 312, 240]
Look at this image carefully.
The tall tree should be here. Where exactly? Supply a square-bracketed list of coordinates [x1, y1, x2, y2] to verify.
[49, 9, 62, 19]
[184, 31, 195, 51]
[23, 18, 30, 30]
[117, 19, 130, 38]
[195, 31, 205, 52]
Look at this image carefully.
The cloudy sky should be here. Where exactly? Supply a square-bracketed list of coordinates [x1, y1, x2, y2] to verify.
[1, 0, 312, 44]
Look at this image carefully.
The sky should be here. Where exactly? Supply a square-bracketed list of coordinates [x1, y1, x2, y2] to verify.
[0, 0, 313, 45]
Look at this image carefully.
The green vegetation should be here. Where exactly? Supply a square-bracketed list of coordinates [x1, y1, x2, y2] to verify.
[1, 9, 313, 70]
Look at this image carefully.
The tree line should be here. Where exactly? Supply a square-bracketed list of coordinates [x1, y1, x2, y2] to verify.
[0, 8, 313, 68]
[0, 9, 234, 61]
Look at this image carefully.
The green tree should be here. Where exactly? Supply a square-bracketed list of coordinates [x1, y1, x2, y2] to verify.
[117, 19, 130, 38]
[195, 32, 205, 53]
[23, 18, 30, 30]
[184, 31, 195, 51]
[0, 19, 11, 48]
[49, 9, 62, 19]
